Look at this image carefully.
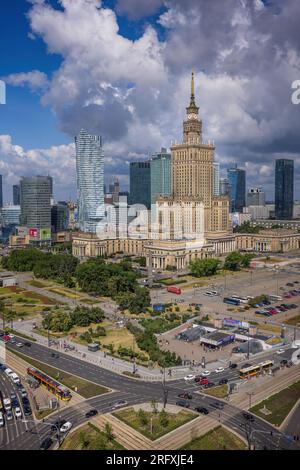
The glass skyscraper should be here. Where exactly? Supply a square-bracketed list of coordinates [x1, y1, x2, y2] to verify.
[129, 161, 151, 209]
[150, 148, 171, 205]
[75, 129, 104, 233]
[275, 159, 294, 219]
[13, 184, 20, 205]
[227, 166, 246, 212]
[0, 175, 3, 208]
[20, 176, 52, 244]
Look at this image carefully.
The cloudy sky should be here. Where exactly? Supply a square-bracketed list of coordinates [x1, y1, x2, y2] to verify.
[0, 0, 300, 202]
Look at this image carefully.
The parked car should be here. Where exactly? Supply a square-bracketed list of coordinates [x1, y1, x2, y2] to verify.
[6, 409, 13, 421]
[0, 412, 4, 427]
[40, 437, 53, 451]
[85, 409, 98, 418]
[195, 407, 209, 415]
[178, 392, 193, 400]
[176, 399, 190, 408]
[23, 406, 32, 416]
[14, 407, 22, 419]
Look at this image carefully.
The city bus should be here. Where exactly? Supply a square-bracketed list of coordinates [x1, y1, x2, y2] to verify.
[239, 360, 274, 379]
[27, 367, 72, 401]
[167, 286, 182, 295]
[231, 295, 248, 304]
[223, 297, 240, 306]
[268, 294, 282, 301]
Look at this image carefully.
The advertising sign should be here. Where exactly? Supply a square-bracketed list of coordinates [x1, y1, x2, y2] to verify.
[153, 304, 165, 312]
[223, 318, 241, 328]
[29, 228, 38, 238]
[241, 321, 249, 330]
[40, 228, 51, 240]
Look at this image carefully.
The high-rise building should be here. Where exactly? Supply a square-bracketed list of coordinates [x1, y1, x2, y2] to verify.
[150, 148, 171, 205]
[108, 177, 120, 204]
[227, 166, 246, 212]
[51, 202, 69, 232]
[275, 159, 294, 219]
[129, 161, 151, 209]
[13, 184, 20, 205]
[0, 175, 3, 208]
[213, 163, 220, 196]
[0, 204, 20, 226]
[75, 129, 104, 233]
[247, 187, 265, 206]
[47, 176, 53, 198]
[20, 176, 52, 244]
[219, 178, 231, 196]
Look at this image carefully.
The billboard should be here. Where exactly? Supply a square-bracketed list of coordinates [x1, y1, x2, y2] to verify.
[29, 228, 38, 238]
[40, 228, 51, 240]
[223, 318, 241, 328]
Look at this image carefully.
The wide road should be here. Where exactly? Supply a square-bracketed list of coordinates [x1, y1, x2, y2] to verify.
[1, 339, 299, 450]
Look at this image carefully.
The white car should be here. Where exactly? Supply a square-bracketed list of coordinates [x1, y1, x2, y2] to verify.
[16, 342, 23, 348]
[215, 367, 225, 373]
[184, 374, 195, 381]
[0, 412, 4, 427]
[276, 349, 285, 355]
[10, 373, 20, 384]
[14, 407, 22, 419]
[112, 400, 128, 409]
[201, 370, 211, 377]
[60, 421, 72, 433]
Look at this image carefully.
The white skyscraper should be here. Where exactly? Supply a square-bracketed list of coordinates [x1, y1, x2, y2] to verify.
[75, 129, 104, 233]
[213, 163, 220, 196]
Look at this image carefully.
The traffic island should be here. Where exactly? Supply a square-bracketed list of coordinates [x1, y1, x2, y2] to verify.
[59, 422, 124, 450]
[180, 425, 247, 450]
[250, 380, 300, 426]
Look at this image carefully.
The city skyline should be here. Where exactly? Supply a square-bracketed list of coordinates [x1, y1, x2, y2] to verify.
[0, 0, 300, 202]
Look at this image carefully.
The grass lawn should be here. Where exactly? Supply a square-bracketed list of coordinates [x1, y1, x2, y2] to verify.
[8, 348, 109, 398]
[113, 408, 197, 440]
[81, 298, 102, 304]
[284, 315, 300, 326]
[203, 384, 228, 399]
[250, 380, 300, 426]
[48, 287, 81, 299]
[27, 279, 52, 288]
[35, 409, 54, 420]
[259, 324, 281, 333]
[180, 426, 246, 450]
[60, 423, 124, 450]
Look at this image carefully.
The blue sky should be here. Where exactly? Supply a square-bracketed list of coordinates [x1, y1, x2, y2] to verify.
[0, 0, 299, 202]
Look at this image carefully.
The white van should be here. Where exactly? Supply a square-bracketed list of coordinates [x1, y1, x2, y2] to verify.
[10, 372, 20, 384]
[0, 411, 4, 427]
[4, 368, 13, 377]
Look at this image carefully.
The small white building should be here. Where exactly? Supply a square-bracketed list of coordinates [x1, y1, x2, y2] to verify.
[0, 272, 17, 287]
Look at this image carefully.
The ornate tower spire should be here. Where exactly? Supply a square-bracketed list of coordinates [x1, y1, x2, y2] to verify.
[190, 71, 195, 105]
[186, 71, 199, 115]
[184, 71, 202, 143]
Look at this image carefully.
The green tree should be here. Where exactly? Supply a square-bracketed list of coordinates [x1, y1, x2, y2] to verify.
[137, 409, 149, 426]
[189, 258, 221, 277]
[150, 399, 158, 414]
[159, 409, 169, 428]
[104, 422, 114, 442]
[240, 253, 255, 268]
[224, 251, 243, 271]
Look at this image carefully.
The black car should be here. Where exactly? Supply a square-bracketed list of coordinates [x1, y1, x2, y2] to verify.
[210, 401, 224, 410]
[176, 399, 190, 408]
[85, 409, 98, 418]
[243, 412, 255, 422]
[51, 353, 59, 358]
[40, 437, 53, 450]
[195, 406, 209, 415]
[11, 398, 19, 408]
[204, 382, 215, 388]
[286, 283, 294, 287]
[280, 359, 288, 366]
[178, 392, 193, 400]
[23, 406, 32, 416]
[24, 342, 31, 347]
[219, 378, 228, 385]
[21, 397, 30, 406]
[51, 419, 66, 431]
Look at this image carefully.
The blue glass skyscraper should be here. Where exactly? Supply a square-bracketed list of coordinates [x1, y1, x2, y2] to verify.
[275, 159, 294, 219]
[150, 148, 171, 205]
[227, 166, 246, 212]
[75, 129, 104, 233]
[129, 161, 151, 209]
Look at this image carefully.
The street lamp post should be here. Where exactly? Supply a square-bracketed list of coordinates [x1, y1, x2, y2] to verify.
[162, 365, 168, 409]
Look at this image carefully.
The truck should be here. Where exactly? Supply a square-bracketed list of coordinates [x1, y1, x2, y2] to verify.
[167, 286, 182, 295]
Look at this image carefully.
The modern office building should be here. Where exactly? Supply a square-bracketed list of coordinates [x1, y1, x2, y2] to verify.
[13, 184, 20, 205]
[213, 163, 220, 196]
[129, 161, 151, 209]
[51, 202, 69, 232]
[108, 177, 120, 204]
[0, 175, 2, 208]
[75, 129, 104, 233]
[20, 176, 52, 244]
[247, 187, 265, 206]
[219, 178, 231, 196]
[150, 148, 171, 205]
[227, 166, 246, 212]
[0, 204, 20, 226]
[275, 159, 294, 220]
[47, 175, 53, 198]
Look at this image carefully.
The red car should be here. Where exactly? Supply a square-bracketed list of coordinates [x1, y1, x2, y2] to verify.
[195, 377, 209, 385]
[2, 335, 11, 343]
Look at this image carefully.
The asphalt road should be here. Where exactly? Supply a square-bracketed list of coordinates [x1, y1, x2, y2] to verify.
[1, 338, 299, 450]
